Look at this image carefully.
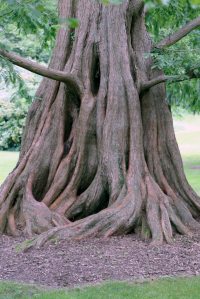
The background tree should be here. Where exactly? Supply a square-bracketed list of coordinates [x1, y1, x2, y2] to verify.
[0, 0, 200, 247]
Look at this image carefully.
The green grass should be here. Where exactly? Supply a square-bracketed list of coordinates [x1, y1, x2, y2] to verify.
[2, 277, 200, 299]
[0, 151, 19, 184]
[181, 155, 200, 195]
[175, 114, 200, 195]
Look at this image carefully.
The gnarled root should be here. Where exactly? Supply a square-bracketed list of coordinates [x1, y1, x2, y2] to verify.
[23, 171, 200, 249]
[23, 175, 70, 237]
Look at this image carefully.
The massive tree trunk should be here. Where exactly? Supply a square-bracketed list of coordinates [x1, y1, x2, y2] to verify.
[1, 0, 200, 246]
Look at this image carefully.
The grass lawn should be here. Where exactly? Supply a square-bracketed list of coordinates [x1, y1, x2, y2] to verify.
[0, 151, 19, 184]
[175, 114, 200, 195]
[1, 277, 200, 299]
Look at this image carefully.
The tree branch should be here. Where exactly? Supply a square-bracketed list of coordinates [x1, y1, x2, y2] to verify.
[140, 72, 200, 93]
[0, 48, 83, 94]
[155, 16, 200, 49]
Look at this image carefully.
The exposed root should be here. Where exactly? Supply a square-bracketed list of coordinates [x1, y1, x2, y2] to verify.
[7, 208, 18, 236]
[21, 169, 200, 249]
[0, 202, 9, 234]
[22, 175, 70, 237]
[160, 203, 173, 244]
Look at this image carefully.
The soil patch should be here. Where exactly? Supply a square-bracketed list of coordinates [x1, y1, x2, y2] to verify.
[1, 234, 200, 287]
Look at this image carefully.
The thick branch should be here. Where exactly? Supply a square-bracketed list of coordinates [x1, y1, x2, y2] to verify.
[0, 49, 83, 94]
[141, 73, 199, 93]
[155, 17, 200, 49]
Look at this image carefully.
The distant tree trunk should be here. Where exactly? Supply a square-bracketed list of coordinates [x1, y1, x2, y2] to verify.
[1, 0, 200, 246]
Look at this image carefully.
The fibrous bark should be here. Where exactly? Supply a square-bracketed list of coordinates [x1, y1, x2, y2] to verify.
[1, 0, 200, 246]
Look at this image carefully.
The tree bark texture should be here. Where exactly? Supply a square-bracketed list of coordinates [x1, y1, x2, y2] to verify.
[1, 0, 200, 246]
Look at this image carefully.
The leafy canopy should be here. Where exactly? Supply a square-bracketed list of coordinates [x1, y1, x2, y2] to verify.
[146, 0, 200, 112]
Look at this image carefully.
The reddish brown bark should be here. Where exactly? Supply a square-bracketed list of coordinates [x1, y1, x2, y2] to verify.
[0, 0, 200, 247]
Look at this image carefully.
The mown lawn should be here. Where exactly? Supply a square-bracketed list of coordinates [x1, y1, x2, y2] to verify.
[0, 151, 19, 184]
[175, 114, 200, 195]
[2, 277, 200, 299]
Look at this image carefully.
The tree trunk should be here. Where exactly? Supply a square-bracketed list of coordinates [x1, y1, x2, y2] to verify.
[1, 0, 200, 246]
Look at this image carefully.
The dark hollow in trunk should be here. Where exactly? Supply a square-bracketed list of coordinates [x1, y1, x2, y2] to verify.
[1, 0, 200, 247]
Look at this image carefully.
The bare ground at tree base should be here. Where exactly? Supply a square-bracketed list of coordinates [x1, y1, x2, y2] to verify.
[1, 234, 200, 287]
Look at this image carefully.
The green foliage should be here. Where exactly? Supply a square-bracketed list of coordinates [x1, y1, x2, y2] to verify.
[167, 80, 200, 112]
[146, 0, 200, 39]
[0, 0, 82, 106]
[0, 0, 57, 102]
[0, 56, 35, 100]
[150, 34, 200, 111]
[65, 18, 80, 29]
[0, 0, 57, 42]
[0, 98, 28, 150]
[0, 0, 57, 150]
[146, 0, 200, 112]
